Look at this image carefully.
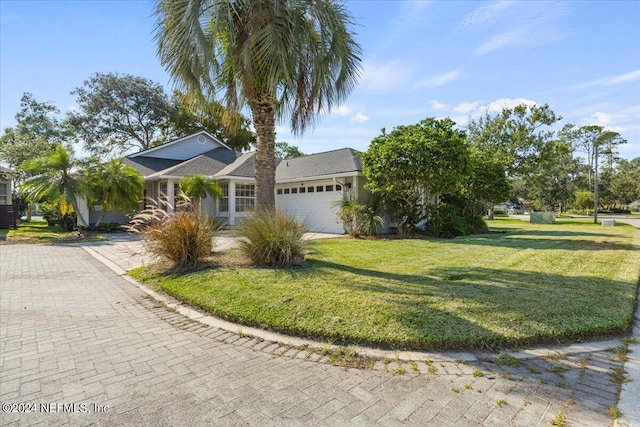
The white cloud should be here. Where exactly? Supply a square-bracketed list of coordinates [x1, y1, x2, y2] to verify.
[463, 2, 568, 56]
[484, 98, 538, 113]
[351, 113, 369, 124]
[453, 102, 480, 113]
[360, 60, 415, 94]
[415, 70, 461, 89]
[606, 69, 640, 85]
[382, 1, 432, 49]
[334, 105, 352, 116]
[575, 69, 640, 89]
[460, 1, 516, 29]
[67, 106, 79, 112]
[430, 100, 449, 111]
[589, 112, 614, 126]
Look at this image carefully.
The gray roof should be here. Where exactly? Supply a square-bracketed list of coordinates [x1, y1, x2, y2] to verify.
[124, 157, 183, 177]
[126, 148, 242, 178]
[125, 146, 362, 182]
[275, 148, 362, 181]
[146, 148, 243, 178]
[214, 152, 255, 178]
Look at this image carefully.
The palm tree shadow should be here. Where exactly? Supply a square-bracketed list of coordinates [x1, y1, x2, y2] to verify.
[307, 259, 635, 350]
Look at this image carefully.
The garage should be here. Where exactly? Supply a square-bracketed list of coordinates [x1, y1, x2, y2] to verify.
[276, 180, 345, 234]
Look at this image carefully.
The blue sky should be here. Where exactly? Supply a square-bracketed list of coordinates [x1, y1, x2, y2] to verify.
[2, 0, 639, 160]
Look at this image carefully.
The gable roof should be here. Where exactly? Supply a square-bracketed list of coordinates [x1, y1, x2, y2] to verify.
[129, 130, 232, 160]
[146, 148, 244, 179]
[275, 148, 362, 181]
[214, 152, 256, 178]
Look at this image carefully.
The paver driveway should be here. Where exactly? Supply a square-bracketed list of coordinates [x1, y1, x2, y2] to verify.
[0, 244, 623, 426]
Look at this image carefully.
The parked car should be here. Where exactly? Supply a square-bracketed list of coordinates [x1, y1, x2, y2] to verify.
[508, 206, 524, 215]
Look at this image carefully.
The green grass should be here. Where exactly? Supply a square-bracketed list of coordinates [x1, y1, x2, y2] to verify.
[130, 218, 640, 351]
[5, 219, 104, 243]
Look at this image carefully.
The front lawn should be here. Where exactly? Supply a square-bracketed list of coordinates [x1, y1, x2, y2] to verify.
[130, 219, 640, 350]
[4, 219, 105, 243]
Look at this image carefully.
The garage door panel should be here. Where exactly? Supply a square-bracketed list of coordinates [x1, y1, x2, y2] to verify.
[276, 188, 344, 234]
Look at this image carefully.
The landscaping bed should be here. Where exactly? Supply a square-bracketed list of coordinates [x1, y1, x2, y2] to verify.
[130, 218, 640, 351]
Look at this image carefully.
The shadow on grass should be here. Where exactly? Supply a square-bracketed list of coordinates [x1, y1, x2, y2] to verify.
[307, 259, 636, 349]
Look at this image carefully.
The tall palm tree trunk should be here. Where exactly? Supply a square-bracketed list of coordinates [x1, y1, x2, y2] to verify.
[249, 96, 277, 210]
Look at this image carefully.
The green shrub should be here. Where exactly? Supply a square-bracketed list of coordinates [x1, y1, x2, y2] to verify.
[333, 193, 384, 237]
[128, 202, 219, 269]
[39, 200, 77, 231]
[425, 204, 487, 238]
[238, 210, 307, 267]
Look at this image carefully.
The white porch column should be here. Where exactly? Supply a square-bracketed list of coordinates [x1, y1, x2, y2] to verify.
[167, 179, 175, 213]
[76, 195, 90, 227]
[228, 181, 236, 225]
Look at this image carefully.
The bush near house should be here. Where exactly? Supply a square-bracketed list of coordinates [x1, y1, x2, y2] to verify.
[237, 210, 307, 268]
[128, 200, 219, 269]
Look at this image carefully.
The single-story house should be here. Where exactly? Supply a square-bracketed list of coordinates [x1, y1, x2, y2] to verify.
[79, 131, 374, 234]
[0, 165, 17, 229]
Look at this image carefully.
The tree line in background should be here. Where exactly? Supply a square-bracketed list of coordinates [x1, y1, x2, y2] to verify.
[360, 103, 639, 237]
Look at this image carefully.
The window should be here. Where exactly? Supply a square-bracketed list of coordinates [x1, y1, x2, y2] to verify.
[291, 188, 298, 194]
[277, 189, 283, 195]
[316, 186, 324, 192]
[307, 186, 314, 193]
[284, 188, 290, 194]
[0, 182, 7, 205]
[299, 187, 306, 194]
[235, 183, 255, 212]
[326, 185, 334, 192]
[219, 183, 229, 212]
[336, 184, 342, 191]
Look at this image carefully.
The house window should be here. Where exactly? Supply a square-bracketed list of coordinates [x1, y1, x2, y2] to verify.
[336, 184, 342, 191]
[307, 186, 314, 193]
[291, 188, 298, 194]
[235, 183, 255, 212]
[326, 185, 333, 192]
[219, 183, 229, 212]
[299, 187, 306, 194]
[277, 189, 283, 195]
[0, 182, 7, 205]
[284, 188, 290, 194]
[316, 186, 324, 192]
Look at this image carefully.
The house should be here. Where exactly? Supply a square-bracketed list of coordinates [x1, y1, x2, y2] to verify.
[80, 131, 371, 234]
[0, 165, 17, 229]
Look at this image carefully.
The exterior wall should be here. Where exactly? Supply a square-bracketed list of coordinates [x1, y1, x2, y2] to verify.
[136, 134, 224, 160]
[88, 207, 131, 225]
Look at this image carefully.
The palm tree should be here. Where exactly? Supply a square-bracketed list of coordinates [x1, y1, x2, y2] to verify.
[20, 144, 89, 227]
[154, 0, 361, 210]
[179, 174, 222, 215]
[84, 158, 145, 227]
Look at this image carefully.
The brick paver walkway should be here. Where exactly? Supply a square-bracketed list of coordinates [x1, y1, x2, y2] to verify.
[1, 244, 624, 426]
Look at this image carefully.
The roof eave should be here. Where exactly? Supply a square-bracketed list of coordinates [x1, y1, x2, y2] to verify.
[275, 171, 362, 184]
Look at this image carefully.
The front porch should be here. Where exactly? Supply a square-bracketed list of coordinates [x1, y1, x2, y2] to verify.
[143, 178, 256, 226]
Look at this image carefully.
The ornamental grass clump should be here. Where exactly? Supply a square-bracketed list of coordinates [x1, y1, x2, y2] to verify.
[127, 198, 219, 269]
[238, 210, 307, 268]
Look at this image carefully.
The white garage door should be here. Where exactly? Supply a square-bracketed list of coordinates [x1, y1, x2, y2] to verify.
[276, 181, 344, 234]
